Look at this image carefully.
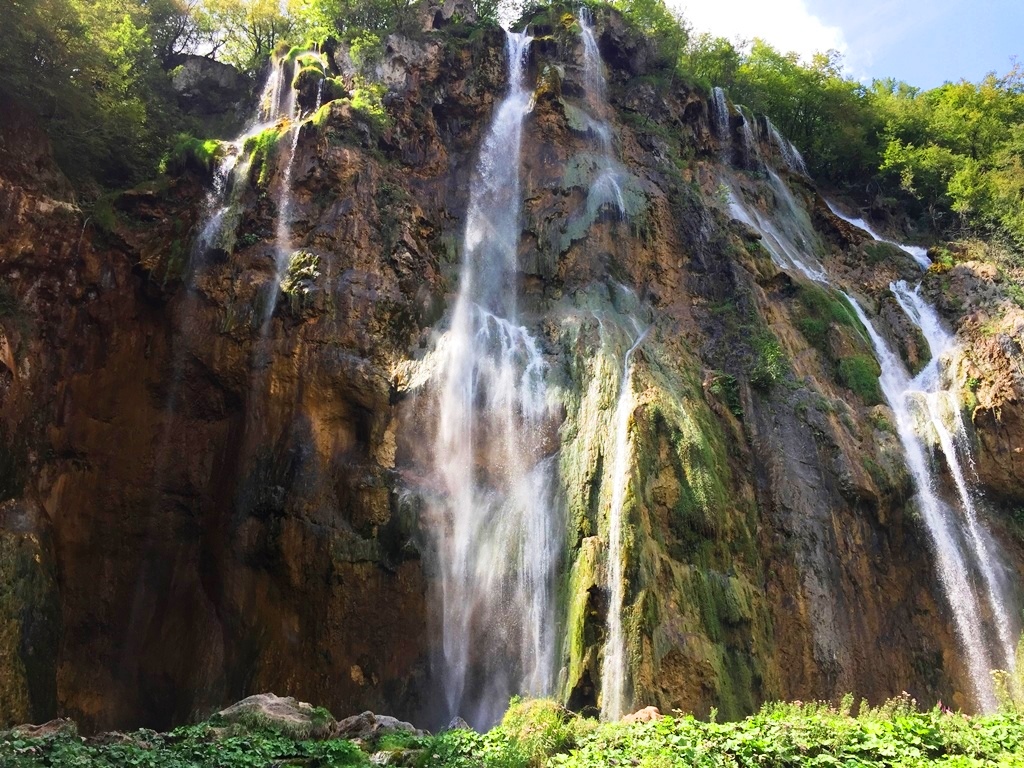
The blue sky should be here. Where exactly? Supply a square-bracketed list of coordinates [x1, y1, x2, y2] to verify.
[673, 0, 1022, 88]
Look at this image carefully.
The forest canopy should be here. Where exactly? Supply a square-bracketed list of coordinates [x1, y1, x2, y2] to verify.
[1, 0, 1021, 250]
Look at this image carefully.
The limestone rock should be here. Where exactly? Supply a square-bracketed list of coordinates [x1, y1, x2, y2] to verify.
[216, 694, 336, 738]
[170, 55, 251, 118]
[334, 711, 424, 740]
[622, 706, 662, 724]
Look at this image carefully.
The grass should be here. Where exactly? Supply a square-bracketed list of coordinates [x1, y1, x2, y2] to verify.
[4, 691, 1024, 767]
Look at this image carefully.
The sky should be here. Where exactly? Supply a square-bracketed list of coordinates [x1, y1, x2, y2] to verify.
[672, 0, 1023, 89]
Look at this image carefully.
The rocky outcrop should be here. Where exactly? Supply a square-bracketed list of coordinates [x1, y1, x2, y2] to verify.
[0, 2, 1022, 733]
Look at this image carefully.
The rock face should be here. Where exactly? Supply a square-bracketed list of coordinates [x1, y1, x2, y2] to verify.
[169, 55, 252, 133]
[0, 4, 1022, 732]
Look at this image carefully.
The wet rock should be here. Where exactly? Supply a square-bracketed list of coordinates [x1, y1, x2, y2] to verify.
[445, 715, 471, 730]
[335, 711, 424, 740]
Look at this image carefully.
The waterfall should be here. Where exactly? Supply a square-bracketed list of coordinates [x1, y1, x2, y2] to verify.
[600, 325, 648, 721]
[825, 199, 931, 269]
[831, 202, 1017, 686]
[735, 105, 761, 167]
[260, 55, 306, 328]
[427, 31, 560, 728]
[710, 86, 731, 141]
[726, 165, 1019, 707]
[725, 183, 828, 283]
[764, 117, 808, 176]
[577, 9, 626, 216]
[844, 291, 1002, 710]
[891, 281, 1018, 671]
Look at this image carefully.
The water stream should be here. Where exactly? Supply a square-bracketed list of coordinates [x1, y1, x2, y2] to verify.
[600, 324, 648, 721]
[825, 199, 931, 269]
[845, 292, 1001, 709]
[427, 31, 561, 728]
[578, 10, 626, 216]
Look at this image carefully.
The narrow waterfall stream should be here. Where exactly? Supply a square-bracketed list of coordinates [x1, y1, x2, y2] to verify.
[833, 203, 1018, 687]
[600, 325, 648, 721]
[428, 31, 560, 728]
[578, 10, 626, 215]
[825, 199, 931, 269]
[892, 284, 1018, 670]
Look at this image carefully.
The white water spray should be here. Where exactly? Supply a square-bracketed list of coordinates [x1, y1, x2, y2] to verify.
[600, 324, 648, 721]
[428, 32, 561, 728]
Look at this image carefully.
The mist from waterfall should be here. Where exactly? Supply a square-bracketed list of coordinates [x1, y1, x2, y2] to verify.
[600, 324, 648, 721]
[426, 31, 561, 729]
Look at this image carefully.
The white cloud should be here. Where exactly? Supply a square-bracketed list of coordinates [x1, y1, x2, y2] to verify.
[671, 0, 848, 62]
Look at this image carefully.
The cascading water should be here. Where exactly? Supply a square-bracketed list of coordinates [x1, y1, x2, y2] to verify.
[722, 114, 1019, 706]
[844, 292, 1002, 709]
[825, 199, 931, 269]
[578, 10, 626, 215]
[764, 117, 807, 176]
[725, 183, 828, 282]
[600, 324, 648, 721]
[427, 31, 560, 728]
[832, 200, 1018, 688]
[710, 86, 731, 142]
[891, 282, 1018, 671]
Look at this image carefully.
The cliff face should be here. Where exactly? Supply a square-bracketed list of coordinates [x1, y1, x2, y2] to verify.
[1, 5, 1022, 731]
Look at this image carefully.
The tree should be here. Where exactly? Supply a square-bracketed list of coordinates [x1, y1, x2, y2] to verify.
[204, 0, 295, 70]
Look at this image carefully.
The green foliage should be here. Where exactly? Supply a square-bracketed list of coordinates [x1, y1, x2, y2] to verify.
[350, 78, 390, 128]
[161, 134, 224, 176]
[839, 355, 884, 405]
[707, 371, 742, 417]
[243, 125, 286, 187]
[748, 331, 787, 389]
[993, 634, 1024, 713]
[0, 721, 367, 767]
[612, 0, 690, 73]
[3, 696, 1024, 767]
[348, 30, 383, 71]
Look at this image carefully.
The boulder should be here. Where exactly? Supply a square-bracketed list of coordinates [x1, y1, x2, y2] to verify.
[215, 693, 336, 738]
[7, 718, 76, 739]
[621, 706, 662, 724]
[334, 711, 424, 741]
